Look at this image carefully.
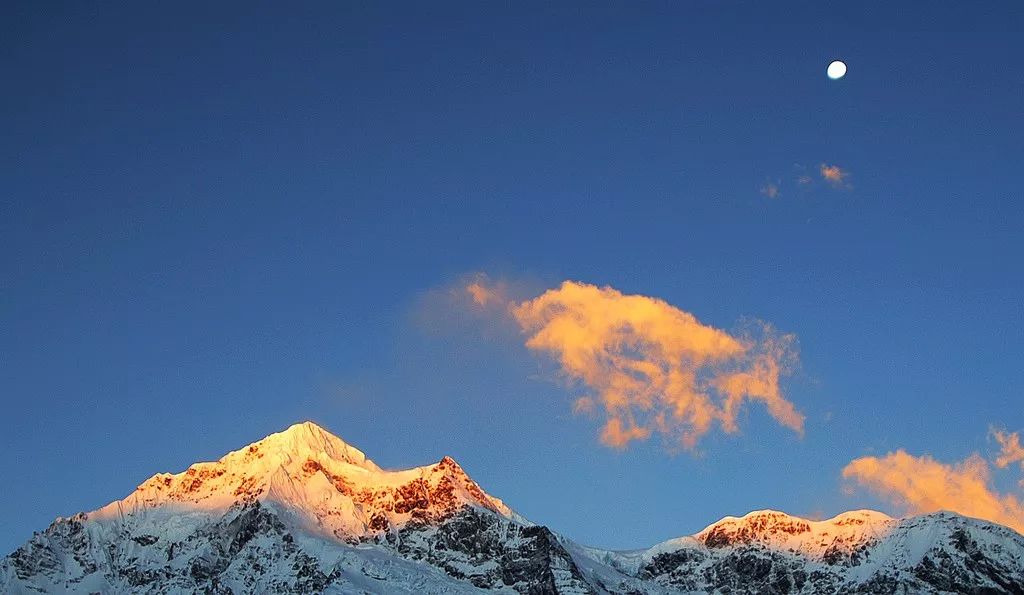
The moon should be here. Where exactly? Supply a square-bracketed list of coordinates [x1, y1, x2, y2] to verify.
[827, 60, 847, 80]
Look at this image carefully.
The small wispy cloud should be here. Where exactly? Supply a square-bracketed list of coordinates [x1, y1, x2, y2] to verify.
[760, 181, 781, 199]
[759, 163, 851, 198]
[820, 163, 851, 188]
[466, 277, 505, 307]
[992, 428, 1024, 470]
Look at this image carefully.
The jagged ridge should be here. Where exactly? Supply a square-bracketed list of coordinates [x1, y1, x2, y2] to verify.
[3, 422, 1024, 594]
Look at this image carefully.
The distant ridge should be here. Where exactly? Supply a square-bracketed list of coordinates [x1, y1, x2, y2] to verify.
[3, 422, 1023, 594]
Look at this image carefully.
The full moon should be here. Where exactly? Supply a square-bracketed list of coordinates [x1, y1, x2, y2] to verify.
[827, 60, 847, 80]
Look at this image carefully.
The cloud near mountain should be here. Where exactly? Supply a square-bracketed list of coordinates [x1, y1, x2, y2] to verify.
[456, 274, 1024, 540]
[993, 428, 1024, 470]
[466, 278, 803, 450]
[843, 444, 1024, 535]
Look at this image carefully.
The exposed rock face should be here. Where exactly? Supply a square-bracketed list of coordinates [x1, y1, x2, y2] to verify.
[388, 507, 592, 594]
[3, 422, 1024, 594]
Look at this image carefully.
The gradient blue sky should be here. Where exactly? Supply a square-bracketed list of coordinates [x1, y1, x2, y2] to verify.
[3, 2, 1023, 554]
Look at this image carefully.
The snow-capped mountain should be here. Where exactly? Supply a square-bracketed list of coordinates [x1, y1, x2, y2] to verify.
[3, 422, 1023, 594]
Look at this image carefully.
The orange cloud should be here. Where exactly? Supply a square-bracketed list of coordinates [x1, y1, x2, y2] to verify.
[493, 280, 803, 450]
[572, 396, 597, 416]
[820, 163, 850, 187]
[842, 450, 1024, 534]
[993, 428, 1024, 470]
[466, 281, 499, 307]
[462, 273, 514, 309]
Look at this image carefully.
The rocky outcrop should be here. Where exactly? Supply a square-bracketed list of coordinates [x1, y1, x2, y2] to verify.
[388, 506, 592, 593]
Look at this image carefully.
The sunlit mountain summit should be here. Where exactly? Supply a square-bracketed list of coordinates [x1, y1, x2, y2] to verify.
[4, 422, 1023, 594]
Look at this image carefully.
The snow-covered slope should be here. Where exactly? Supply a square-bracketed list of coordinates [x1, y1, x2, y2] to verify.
[89, 421, 520, 540]
[575, 509, 1024, 593]
[3, 422, 1024, 594]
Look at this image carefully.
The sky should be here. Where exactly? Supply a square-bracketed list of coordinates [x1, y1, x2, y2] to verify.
[2, 2, 1024, 554]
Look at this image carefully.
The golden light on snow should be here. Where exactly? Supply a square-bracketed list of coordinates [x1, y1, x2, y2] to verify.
[827, 60, 847, 80]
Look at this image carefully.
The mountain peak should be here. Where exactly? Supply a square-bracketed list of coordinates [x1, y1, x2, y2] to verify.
[695, 508, 895, 552]
[7, 428, 1024, 594]
[282, 420, 329, 435]
[248, 421, 380, 472]
[435, 455, 462, 471]
[90, 421, 517, 540]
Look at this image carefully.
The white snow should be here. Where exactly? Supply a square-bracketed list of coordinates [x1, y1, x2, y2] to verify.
[5, 422, 1024, 594]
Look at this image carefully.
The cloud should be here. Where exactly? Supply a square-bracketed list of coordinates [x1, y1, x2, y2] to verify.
[572, 396, 597, 416]
[842, 450, 1024, 534]
[820, 163, 851, 187]
[413, 273, 523, 341]
[469, 279, 803, 450]
[758, 163, 850, 199]
[466, 278, 504, 307]
[992, 428, 1024, 470]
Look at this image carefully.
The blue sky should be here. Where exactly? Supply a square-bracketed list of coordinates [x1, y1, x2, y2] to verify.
[2, 2, 1023, 553]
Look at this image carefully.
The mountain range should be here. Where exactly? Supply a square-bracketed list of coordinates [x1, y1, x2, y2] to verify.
[3, 421, 1023, 594]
